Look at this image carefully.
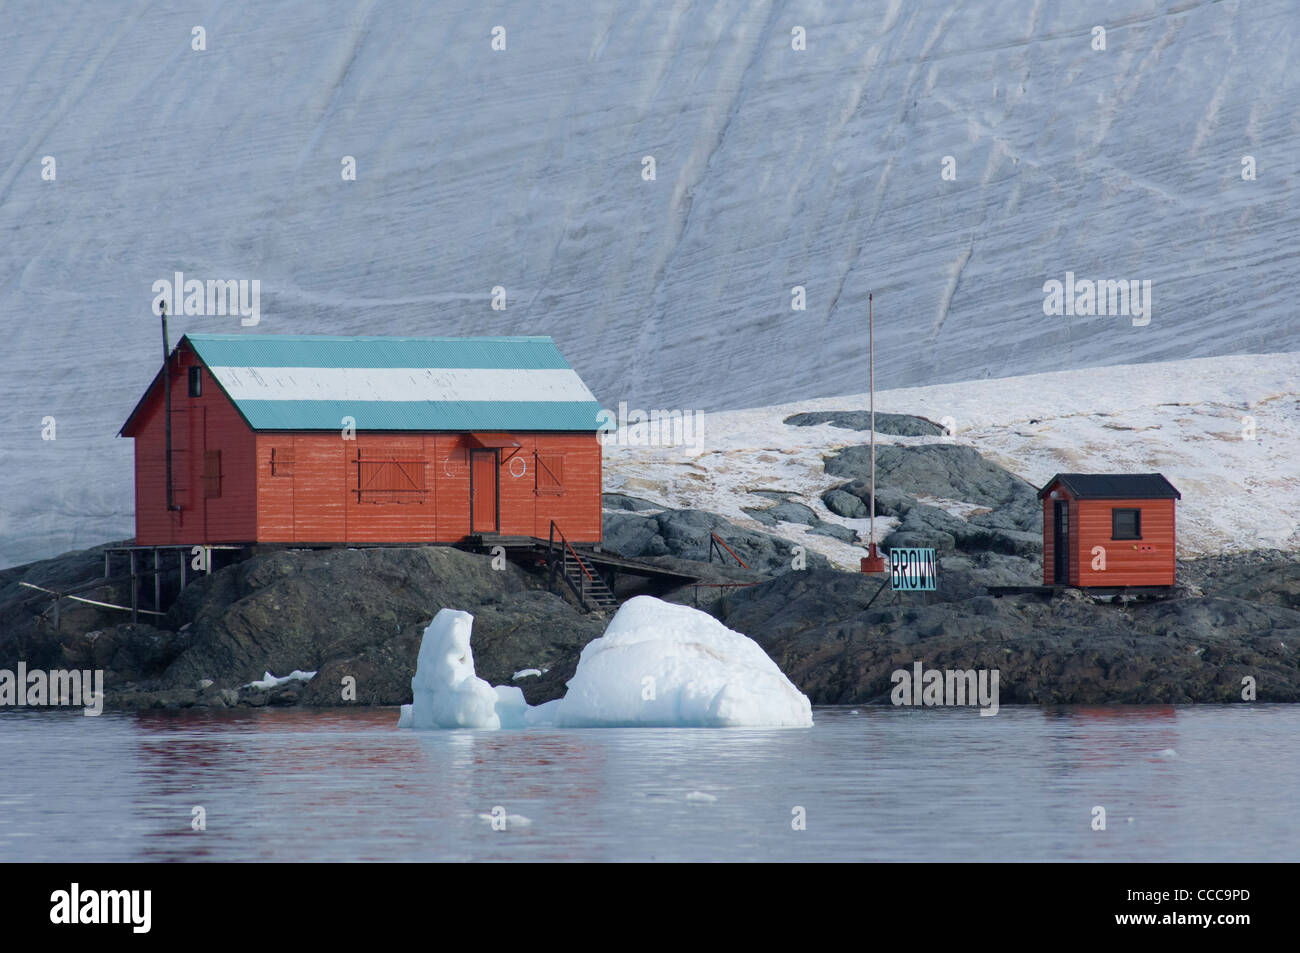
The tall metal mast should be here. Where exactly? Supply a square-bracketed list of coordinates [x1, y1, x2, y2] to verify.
[862, 293, 885, 573]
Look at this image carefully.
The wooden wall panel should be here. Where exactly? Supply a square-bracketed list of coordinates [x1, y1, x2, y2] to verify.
[199, 372, 257, 542]
[433, 434, 472, 542]
[133, 350, 255, 545]
[497, 436, 537, 537]
[532, 434, 601, 543]
[255, 434, 295, 541]
[289, 437, 347, 543]
[1075, 498, 1176, 586]
[1041, 495, 1056, 586]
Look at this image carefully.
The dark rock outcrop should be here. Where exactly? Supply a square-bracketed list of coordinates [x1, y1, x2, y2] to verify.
[718, 565, 1300, 704]
[784, 411, 945, 437]
[825, 443, 1039, 513]
[602, 507, 831, 573]
[820, 444, 1043, 560]
[741, 500, 857, 543]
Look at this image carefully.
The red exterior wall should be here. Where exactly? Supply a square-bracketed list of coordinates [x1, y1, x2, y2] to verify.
[130, 348, 257, 546]
[1041, 481, 1176, 586]
[251, 431, 602, 545]
[1042, 492, 1057, 586]
[1074, 497, 1176, 587]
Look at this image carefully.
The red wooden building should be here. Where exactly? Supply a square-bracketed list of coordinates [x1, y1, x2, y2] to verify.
[1037, 473, 1181, 588]
[119, 334, 606, 547]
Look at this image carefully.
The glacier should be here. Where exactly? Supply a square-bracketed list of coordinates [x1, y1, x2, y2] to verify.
[2, 0, 1297, 567]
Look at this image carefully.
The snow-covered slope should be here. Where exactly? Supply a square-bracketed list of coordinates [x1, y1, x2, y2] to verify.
[2, 1, 1296, 567]
[604, 352, 1300, 566]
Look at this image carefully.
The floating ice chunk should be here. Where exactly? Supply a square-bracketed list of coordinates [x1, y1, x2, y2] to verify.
[552, 596, 813, 728]
[403, 609, 505, 729]
[399, 597, 812, 730]
[245, 669, 316, 690]
[477, 811, 532, 828]
[1155, 748, 1179, 759]
[686, 791, 717, 803]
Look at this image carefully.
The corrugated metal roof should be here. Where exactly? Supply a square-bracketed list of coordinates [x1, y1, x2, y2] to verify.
[184, 333, 574, 370]
[123, 334, 604, 433]
[236, 399, 603, 432]
[1038, 473, 1181, 500]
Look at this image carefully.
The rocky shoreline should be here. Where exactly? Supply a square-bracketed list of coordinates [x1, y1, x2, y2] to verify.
[3, 428, 1298, 711]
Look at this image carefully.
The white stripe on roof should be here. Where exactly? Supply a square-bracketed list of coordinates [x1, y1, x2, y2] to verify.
[208, 366, 598, 404]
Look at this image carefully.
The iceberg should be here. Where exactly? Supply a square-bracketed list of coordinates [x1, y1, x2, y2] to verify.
[397, 609, 513, 729]
[399, 596, 812, 730]
[550, 596, 813, 728]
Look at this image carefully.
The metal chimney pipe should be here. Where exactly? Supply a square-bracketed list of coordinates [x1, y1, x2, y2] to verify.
[160, 300, 179, 511]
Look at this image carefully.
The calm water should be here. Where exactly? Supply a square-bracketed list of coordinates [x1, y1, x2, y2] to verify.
[1, 705, 1295, 862]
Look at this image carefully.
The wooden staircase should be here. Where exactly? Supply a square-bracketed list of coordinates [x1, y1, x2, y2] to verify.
[548, 522, 619, 612]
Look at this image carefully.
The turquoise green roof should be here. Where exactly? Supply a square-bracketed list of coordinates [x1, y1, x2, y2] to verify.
[122, 334, 605, 434]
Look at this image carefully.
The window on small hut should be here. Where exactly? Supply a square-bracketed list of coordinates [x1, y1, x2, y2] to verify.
[203, 450, 222, 499]
[536, 452, 565, 495]
[188, 366, 202, 398]
[1111, 507, 1141, 540]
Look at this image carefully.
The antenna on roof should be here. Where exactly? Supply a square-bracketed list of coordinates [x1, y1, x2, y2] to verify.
[861, 293, 886, 574]
[160, 300, 180, 512]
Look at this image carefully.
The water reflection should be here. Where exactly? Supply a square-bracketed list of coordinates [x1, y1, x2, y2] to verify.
[0, 705, 1295, 861]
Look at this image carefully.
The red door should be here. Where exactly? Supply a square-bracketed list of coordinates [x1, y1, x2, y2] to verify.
[470, 450, 498, 533]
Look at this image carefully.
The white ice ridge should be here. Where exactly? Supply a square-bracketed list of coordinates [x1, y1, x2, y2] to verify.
[398, 597, 813, 730]
[244, 669, 317, 690]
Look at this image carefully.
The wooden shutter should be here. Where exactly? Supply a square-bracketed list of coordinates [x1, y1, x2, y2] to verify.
[535, 451, 565, 495]
[356, 446, 427, 503]
[271, 447, 295, 476]
[203, 450, 222, 499]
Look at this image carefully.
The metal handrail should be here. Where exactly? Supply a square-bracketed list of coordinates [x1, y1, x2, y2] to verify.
[708, 532, 749, 569]
[549, 521, 608, 608]
[550, 521, 596, 582]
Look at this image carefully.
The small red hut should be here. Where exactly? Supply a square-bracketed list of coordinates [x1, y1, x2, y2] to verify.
[1037, 473, 1181, 588]
[119, 334, 606, 547]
